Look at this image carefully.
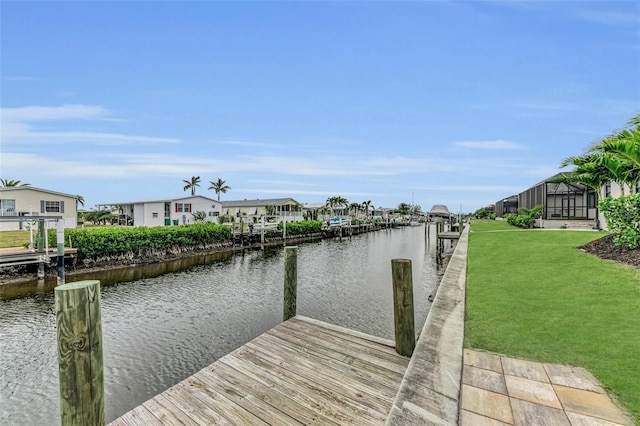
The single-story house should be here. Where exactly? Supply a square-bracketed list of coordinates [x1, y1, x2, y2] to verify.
[492, 172, 640, 229]
[494, 195, 519, 218]
[221, 198, 303, 223]
[96, 196, 222, 227]
[0, 186, 78, 230]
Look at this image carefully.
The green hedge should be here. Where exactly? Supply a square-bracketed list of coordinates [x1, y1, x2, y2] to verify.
[277, 220, 323, 235]
[45, 223, 232, 259]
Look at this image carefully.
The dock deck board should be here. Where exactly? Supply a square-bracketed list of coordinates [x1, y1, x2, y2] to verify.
[110, 316, 409, 425]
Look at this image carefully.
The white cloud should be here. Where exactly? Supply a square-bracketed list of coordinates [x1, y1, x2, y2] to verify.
[2, 104, 110, 121]
[0, 104, 179, 146]
[453, 140, 526, 150]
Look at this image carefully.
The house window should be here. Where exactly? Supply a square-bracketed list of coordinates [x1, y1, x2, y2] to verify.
[0, 199, 16, 213]
[604, 182, 611, 197]
[175, 203, 192, 213]
[152, 212, 158, 218]
[44, 201, 62, 213]
[208, 211, 219, 217]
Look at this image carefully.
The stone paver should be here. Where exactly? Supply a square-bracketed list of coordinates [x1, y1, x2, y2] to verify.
[461, 350, 633, 426]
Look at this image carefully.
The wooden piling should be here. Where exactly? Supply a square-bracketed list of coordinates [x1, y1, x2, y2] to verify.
[391, 259, 415, 357]
[55, 280, 105, 426]
[57, 220, 65, 286]
[37, 219, 45, 279]
[283, 246, 298, 321]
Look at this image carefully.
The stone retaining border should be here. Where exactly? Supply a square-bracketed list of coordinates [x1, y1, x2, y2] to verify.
[386, 225, 469, 425]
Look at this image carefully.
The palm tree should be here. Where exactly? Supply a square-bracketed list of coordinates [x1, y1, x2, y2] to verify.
[326, 196, 349, 217]
[396, 202, 411, 215]
[183, 176, 201, 196]
[75, 195, 85, 209]
[349, 202, 361, 218]
[209, 178, 231, 201]
[362, 200, 372, 219]
[0, 179, 30, 187]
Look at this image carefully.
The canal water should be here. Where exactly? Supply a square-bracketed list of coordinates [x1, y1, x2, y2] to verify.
[0, 225, 440, 424]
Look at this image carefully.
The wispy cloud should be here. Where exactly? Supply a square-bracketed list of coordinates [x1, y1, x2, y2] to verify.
[1, 104, 179, 145]
[1, 149, 542, 186]
[2, 104, 110, 121]
[452, 140, 526, 150]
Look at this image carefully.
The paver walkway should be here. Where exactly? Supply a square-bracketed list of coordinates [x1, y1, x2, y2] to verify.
[461, 349, 632, 425]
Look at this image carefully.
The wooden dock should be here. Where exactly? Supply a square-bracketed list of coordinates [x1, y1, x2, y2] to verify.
[437, 231, 460, 240]
[110, 316, 410, 425]
[0, 247, 77, 267]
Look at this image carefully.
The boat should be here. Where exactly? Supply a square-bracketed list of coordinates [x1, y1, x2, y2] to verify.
[327, 217, 349, 228]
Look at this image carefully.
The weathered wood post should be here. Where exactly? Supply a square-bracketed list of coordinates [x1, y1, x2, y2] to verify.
[57, 219, 65, 286]
[283, 246, 298, 321]
[391, 259, 415, 357]
[55, 280, 105, 426]
[37, 219, 45, 279]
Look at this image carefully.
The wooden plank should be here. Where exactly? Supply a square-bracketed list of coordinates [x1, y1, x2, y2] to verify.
[250, 333, 401, 402]
[142, 394, 198, 425]
[118, 405, 164, 426]
[253, 332, 404, 395]
[192, 368, 303, 426]
[294, 316, 396, 348]
[159, 384, 235, 425]
[270, 322, 408, 374]
[290, 316, 398, 354]
[280, 319, 409, 366]
[206, 358, 339, 425]
[225, 344, 386, 425]
[176, 378, 270, 425]
[244, 335, 397, 412]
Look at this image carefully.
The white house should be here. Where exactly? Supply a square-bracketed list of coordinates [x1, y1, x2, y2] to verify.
[221, 198, 303, 224]
[97, 196, 222, 227]
[0, 186, 78, 230]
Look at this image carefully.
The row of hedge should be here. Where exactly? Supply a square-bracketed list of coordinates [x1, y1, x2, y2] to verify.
[43, 223, 232, 258]
[42, 221, 326, 260]
[277, 220, 323, 235]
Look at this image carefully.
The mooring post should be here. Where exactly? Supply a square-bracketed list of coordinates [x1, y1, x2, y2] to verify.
[57, 219, 65, 286]
[37, 219, 45, 279]
[283, 246, 298, 321]
[55, 280, 105, 426]
[391, 259, 415, 357]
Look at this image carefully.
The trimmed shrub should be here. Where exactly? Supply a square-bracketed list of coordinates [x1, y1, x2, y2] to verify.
[599, 194, 640, 249]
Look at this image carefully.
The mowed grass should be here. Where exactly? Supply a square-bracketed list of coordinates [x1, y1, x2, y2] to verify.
[0, 230, 30, 248]
[466, 220, 640, 422]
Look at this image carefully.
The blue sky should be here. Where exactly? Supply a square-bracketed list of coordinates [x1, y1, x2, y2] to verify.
[1, 1, 639, 213]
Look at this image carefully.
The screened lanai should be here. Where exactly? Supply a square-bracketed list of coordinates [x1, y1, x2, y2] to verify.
[519, 173, 597, 220]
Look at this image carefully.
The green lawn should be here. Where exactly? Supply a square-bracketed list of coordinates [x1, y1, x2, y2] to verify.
[466, 220, 640, 423]
[0, 230, 30, 248]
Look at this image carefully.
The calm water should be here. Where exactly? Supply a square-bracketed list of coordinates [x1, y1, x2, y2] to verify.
[0, 225, 439, 424]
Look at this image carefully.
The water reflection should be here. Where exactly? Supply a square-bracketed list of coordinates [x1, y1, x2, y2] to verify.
[0, 226, 438, 424]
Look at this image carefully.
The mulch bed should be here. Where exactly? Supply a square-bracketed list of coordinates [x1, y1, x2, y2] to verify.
[580, 234, 640, 269]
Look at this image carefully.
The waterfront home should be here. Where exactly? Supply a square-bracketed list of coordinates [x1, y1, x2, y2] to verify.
[96, 196, 222, 227]
[0, 186, 78, 230]
[492, 172, 640, 230]
[221, 198, 303, 224]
